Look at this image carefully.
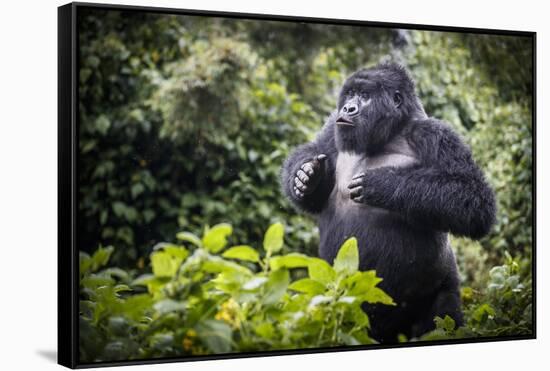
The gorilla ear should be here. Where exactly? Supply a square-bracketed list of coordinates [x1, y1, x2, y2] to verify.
[393, 90, 403, 108]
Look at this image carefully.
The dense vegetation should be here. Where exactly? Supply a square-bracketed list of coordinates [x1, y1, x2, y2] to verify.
[77, 8, 533, 362]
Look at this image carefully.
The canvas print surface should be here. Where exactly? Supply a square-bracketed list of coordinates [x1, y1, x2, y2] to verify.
[75, 5, 534, 365]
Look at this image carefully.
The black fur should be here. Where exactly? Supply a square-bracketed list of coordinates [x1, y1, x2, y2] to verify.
[281, 62, 496, 343]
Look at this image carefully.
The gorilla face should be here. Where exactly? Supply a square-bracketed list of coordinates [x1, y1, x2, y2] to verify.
[334, 64, 422, 155]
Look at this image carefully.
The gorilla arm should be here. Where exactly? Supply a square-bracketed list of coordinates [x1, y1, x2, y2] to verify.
[348, 119, 497, 239]
[281, 119, 337, 214]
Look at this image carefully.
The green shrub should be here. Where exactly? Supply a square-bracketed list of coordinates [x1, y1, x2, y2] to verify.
[79, 223, 394, 362]
[420, 252, 532, 341]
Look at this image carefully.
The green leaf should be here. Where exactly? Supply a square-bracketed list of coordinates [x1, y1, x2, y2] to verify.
[307, 258, 336, 286]
[288, 278, 326, 295]
[154, 299, 186, 314]
[434, 315, 456, 332]
[114, 284, 131, 293]
[222, 245, 260, 263]
[262, 268, 289, 305]
[362, 287, 395, 306]
[130, 183, 145, 199]
[337, 331, 361, 346]
[176, 231, 203, 247]
[82, 246, 114, 274]
[242, 276, 268, 290]
[121, 294, 153, 321]
[334, 237, 359, 276]
[202, 223, 233, 253]
[346, 271, 382, 295]
[202, 255, 253, 275]
[351, 303, 370, 328]
[150, 247, 188, 278]
[263, 222, 284, 254]
[269, 253, 312, 270]
[472, 303, 496, 323]
[212, 270, 249, 293]
[254, 322, 275, 338]
[196, 320, 233, 354]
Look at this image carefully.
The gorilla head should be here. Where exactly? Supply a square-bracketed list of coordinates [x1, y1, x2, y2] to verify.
[335, 62, 426, 154]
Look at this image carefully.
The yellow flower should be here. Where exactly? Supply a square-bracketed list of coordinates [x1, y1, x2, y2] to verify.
[182, 329, 197, 351]
[214, 298, 241, 329]
[182, 337, 193, 351]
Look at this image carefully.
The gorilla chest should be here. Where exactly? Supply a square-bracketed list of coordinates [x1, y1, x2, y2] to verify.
[331, 149, 417, 209]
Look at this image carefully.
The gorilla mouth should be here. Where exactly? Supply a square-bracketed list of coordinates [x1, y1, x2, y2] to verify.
[336, 116, 356, 127]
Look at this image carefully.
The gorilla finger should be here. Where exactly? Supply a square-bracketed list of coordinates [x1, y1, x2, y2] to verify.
[348, 178, 363, 189]
[296, 170, 310, 183]
[316, 154, 327, 162]
[301, 162, 315, 176]
[352, 172, 365, 180]
[295, 189, 304, 198]
[349, 186, 363, 198]
[351, 195, 364, 203]
[294, 177, 307, 191]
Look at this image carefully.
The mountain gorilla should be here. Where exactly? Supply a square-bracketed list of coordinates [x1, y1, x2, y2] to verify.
[281, 62, 496, 343]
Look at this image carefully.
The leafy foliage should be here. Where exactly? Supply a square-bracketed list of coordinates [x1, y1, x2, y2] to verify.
[420, 253, 532, 341]
[79, 224, 392, 361]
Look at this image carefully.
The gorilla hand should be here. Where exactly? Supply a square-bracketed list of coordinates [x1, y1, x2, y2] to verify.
[293, 154, 327, 199]
[348, 172, 372, 204]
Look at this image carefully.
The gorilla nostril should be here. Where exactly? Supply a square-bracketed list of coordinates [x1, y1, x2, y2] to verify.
[341, 103, 359, 116]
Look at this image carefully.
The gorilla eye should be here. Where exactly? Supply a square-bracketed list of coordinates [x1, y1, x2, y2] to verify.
[393, 90, 403, 107]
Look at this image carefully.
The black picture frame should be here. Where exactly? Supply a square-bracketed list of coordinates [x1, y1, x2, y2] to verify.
[58, 2, 536, 368]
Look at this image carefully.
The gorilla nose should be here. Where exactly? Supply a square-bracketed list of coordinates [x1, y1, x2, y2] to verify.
[341, 102, 359, 116]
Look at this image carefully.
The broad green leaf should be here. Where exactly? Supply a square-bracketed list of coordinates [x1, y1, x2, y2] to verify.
[263, 223, 284, 254]
[196, 320, 233, 354]
[81, 274, 115, 290]
[120, 294, 153, 321]
[334, 237, 359, 276]
[153, 299, 186, 314]
[212, 270, 249, 293]
[102, 267, 130, 281]
[242, 276, 268, 290]
[351, 303, 370, 328]
[269, 253, 312, 270]
[288, 278, 326, 295]
[202, 255, 253, 275]
[222, 245, 260, 263]
[307, 258, 336, 286]
[254, 322, 275, 338]
[362, 287, 395, 306]
[176, 231, 203, 247]
[83, 246, 114, 274]
[202, 223, 233, 253]
[150, 249, 186, 278]
[347, 271, 383, 296]
[131, 273, 155, 286]
[262, 268, 289, 305]
[149, 333, 174, 351]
